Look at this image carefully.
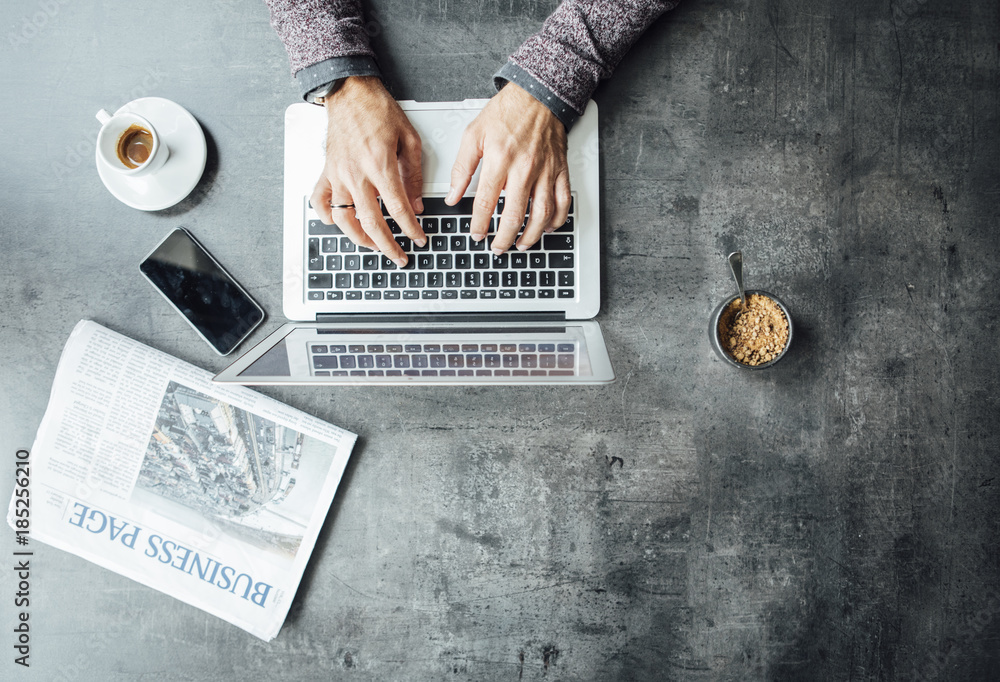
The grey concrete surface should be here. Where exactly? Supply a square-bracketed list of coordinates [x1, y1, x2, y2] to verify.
[1, 0, 998, 680]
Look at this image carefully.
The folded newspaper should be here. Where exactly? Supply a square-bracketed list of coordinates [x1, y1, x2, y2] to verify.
[7, 320, 357, 640]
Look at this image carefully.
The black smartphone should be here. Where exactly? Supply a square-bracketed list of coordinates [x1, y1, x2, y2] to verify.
[139, 228, 265, 355]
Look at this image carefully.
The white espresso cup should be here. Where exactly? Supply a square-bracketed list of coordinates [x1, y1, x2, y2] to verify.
[95, 109, 169, 176]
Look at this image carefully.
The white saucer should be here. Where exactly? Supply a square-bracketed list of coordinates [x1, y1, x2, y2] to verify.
[96, 97, 207, 211]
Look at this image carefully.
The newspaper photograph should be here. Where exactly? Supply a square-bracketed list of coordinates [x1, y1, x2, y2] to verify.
[6, 320, 357, 641]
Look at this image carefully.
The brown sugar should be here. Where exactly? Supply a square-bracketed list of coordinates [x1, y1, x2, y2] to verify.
[718, 293, 789, 366]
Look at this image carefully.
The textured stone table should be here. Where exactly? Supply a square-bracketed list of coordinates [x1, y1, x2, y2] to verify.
[1, 1, 997, 679]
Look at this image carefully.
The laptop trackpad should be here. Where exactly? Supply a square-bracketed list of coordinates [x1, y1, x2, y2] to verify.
[404, 107, 483, 190]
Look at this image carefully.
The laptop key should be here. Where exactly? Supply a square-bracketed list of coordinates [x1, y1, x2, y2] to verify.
[364, 291, 381, 300]
[335, 273, 351, 288]
[326, 255, 342, 271]
[363, 255, 379, 270]
[345, 291, 361, 300]
[403, 290, 420, 299]
[559, 271, 574, 286]
[308, 273, 332, 288]
[558, 289, 575, 298]
[321, 237, 338, 252]
[555, 216, 574, 232]
[460, 290, 477, 299]
[550, 253, 574, 268]
[327, 291, 344, 300]
[339, 237, 356, 252]
[500, 289, 515, 298]
[529, 253, 546, 268]
[308, 219, 342, 235]
[345, 255, 361, 270]
[308, 291, 324, 300]
[539, 289, 555, 298]
[543, 234, 573, 250]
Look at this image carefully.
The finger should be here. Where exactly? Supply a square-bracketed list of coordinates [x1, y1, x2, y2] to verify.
[376, 168, 426, 248]
[491, 181, 530, 255]
[310, 175, 335, 225]
[517, 181, 555, 251]
[470, 167, 504, 241]
[447, 123, 483, 205]
[352, 186, 408, 267]
[549, 169, 572, 232]
[398, 129, 424, 215]
[324, 179, 378, 250]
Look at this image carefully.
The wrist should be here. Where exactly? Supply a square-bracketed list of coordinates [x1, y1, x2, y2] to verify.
[325, 75, 385, 108]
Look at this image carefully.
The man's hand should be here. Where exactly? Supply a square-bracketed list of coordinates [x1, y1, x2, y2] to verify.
[448, 83, 571, 255]
[310, 76, 426, 267]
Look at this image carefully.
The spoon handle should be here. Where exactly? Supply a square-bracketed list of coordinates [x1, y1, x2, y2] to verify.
[727, 251, 747, 308]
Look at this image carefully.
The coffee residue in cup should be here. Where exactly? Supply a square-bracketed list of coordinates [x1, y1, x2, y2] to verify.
[116, 124, 153, 168]
[718, 293, 789, 366]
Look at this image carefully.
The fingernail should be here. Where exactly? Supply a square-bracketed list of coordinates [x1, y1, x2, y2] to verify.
[516, 243, 529, 251]
[415, 238, 427, 247]
[445, 187, 457, 203]
[415, 198, 424, 213]
[393, 257, 407, 268]
[471, 233, 485, 242]
[492, 246, 505, 256]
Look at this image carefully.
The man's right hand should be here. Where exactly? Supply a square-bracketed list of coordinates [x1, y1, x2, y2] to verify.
[310, 76, 426, 267]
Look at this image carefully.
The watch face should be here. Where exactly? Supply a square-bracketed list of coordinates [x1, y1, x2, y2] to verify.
[309, 80, 341, 104]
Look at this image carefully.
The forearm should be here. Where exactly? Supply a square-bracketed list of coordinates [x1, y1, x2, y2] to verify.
[498, 0, 680, 125]
[264, 0, 381, 99]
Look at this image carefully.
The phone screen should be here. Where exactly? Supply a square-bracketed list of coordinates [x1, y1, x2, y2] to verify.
[140, 228, 265, 355]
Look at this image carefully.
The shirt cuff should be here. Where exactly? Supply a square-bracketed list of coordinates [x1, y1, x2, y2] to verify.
[493, 61, 580, 129]
[295, 55, 382, 103]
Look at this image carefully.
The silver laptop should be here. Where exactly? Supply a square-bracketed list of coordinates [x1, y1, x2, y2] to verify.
[215, 100, 614, 385]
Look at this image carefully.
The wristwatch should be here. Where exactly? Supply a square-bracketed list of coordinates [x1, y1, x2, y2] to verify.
[306, 78, 345, 105]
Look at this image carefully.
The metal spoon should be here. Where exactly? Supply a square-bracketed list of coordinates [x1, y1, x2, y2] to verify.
[727, 251, 748, 317]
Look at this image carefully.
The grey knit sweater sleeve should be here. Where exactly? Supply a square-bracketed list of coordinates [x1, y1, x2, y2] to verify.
[264, 0, 679, 125]
[499, 0, 680, 125]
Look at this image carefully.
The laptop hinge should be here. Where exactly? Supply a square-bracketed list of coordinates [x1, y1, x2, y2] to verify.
[315, 312, 567, 324]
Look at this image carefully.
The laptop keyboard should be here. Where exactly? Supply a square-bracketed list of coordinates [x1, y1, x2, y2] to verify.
[309, 341, 579, 378]
[305, 196, 576, 302]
